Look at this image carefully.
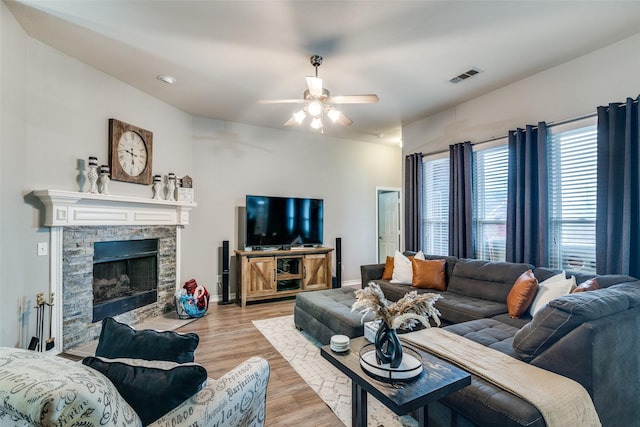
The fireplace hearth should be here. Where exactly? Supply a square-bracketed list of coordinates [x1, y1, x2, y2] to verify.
[93, 239, 159, 322]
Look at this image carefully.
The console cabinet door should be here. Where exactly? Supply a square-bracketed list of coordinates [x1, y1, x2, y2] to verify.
[303, 254, 330, 290]
[245, 257, 276, 296]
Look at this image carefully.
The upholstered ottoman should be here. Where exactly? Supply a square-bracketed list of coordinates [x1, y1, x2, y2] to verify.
[294, 287, 374, 344]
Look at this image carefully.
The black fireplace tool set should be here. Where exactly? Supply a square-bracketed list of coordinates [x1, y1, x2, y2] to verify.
[28, 292, 55, 351]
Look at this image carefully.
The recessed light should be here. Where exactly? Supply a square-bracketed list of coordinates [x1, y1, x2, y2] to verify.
[157, 75, 176, 84]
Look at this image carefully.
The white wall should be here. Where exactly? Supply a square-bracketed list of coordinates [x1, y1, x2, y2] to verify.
[0, 1, 402, 348]
[403, 33, 640, 155]
[183, 118, 401, 297]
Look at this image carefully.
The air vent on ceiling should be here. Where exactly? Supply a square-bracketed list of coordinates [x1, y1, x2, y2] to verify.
[449, 68, 483, 84]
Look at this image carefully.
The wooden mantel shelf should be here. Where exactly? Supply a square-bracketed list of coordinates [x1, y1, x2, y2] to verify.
[34, 189, 197, 227]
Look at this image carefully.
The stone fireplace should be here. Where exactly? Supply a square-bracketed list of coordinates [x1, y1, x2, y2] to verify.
[34, 190, 196, 352]
[62, 226, 176, 349]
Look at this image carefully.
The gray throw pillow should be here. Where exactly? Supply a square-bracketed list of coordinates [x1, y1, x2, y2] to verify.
[95, 317, 199, 363]
[82, 356, 207, 425]
[513, 289, 629, 361]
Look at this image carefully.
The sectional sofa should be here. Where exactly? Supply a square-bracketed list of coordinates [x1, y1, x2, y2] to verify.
[294, 253, 640, 427]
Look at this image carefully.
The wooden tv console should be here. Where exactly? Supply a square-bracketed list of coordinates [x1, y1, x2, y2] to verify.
[235, 247, 333, 307]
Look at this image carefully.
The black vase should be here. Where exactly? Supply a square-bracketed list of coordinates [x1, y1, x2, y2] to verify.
[374, 321, 403, 368]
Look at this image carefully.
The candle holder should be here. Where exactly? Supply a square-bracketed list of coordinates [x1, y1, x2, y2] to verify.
[152, 175, 163, 200]
[99, 165, 110, 195]
[166, 173, 176, 201]
[87, 157, 99, 194]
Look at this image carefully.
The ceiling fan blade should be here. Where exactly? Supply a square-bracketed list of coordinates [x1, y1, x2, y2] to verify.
[306, 76, 323, 97]
[283, 116, 299, 127]
[328, 94, 379, 104]
[257, 99, 306, 104]
[336, 113, 353, 127]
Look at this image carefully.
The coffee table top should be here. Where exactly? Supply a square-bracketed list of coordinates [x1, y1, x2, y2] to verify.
[321, 336, 471, 415]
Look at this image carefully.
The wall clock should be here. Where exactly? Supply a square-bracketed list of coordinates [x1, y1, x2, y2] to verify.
[108, 119, 153, 185]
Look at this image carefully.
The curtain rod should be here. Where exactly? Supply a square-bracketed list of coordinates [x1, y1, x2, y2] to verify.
[419, 96, 639, 158]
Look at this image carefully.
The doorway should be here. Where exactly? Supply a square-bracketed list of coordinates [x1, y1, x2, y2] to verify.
[376, 188, 401, 263]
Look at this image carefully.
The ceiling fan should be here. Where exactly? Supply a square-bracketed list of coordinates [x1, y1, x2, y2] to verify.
[257, 55, 379, 132]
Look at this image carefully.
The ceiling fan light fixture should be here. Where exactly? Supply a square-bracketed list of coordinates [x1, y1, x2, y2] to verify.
[310, 117, 323, 130]
[307, 101, 322, 117]
[293, 109, 306, 124]
[327, 108, 341, 123]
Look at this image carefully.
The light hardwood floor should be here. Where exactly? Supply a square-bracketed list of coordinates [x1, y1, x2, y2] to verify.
[178, 299, 343, 427]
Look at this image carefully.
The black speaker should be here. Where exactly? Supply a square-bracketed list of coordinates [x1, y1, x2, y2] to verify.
[334, 237, 342, 288]
[219, 240, 232, 305]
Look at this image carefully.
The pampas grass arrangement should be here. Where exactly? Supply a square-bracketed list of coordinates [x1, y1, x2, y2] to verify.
[352, 282, 442, 330]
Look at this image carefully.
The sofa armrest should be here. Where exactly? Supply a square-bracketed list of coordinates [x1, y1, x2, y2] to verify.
[150, 356, 270, 427]
[361, 263, 385, 288]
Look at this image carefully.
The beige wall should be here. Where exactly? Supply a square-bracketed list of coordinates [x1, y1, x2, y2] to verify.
[403, 33, 640, 156]
[0, 2, 402, 348]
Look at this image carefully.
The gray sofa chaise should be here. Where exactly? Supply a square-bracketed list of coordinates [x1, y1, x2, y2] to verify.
[294, 254, 640, 427]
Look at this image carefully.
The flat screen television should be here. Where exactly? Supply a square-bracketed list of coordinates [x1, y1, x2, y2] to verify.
[245, 195, 323, 248]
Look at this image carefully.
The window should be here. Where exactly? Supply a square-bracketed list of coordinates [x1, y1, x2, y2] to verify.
[473, 144, 508, 261]
[419, 119, 597, 268]
[547, 122, 597, 272]
[422, 156, 449, 255]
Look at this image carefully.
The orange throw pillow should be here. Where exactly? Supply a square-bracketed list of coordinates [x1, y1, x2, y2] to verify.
[381, 256, 394, 280]
[507, 270, 538, 318]
[411, 258, 447, 291]
[571, 278, 599, 293]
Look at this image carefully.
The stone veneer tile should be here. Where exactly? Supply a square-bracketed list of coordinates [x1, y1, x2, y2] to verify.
[62, 225, 177, 351]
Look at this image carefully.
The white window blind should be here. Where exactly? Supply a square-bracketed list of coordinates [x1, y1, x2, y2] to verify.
[548, 124, 597, 272]
[473, 145, 508, 261]
[422, 157, 449, 256]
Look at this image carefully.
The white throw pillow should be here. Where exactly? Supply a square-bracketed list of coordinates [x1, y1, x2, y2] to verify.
[390, 250, 424, 284]
[528, 272, 575, 316]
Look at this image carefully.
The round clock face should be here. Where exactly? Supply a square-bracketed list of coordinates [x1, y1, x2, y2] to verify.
[117, 130, 148, 177]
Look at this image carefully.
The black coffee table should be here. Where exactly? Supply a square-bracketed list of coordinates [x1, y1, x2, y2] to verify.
[320, 336, 471, 427]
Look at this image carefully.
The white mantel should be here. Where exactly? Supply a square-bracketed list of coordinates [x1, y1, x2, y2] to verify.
[34, 189, 196, 226]
[33, 189, 196, 353]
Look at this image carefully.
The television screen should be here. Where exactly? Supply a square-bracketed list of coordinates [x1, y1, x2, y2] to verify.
[246, 195, 323, 248]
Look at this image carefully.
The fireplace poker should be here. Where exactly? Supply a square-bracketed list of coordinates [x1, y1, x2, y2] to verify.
[31, 292, 45, 351]
[45, 292, 55, 351]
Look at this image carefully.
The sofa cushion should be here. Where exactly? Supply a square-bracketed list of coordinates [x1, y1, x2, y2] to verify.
[528, 273, 575, 316]
[448, 259, 533, 303]
[294, 287, 373, 343]
[391, 250, 424, 284]
[95, 317, 199, 363]
[0, 348, 141, 426]
[83, 356, 207, 425]
[513, 288, 630, 361]
[436, 292, 508, 324]
[492, 312, 532, 329]
[572, 278, 599, 293]
[381, 256, 394, 280]
[574, 273, 638, 288]
[412, 258, 447, 291]
[608, 282, 640, 307]
[507, 270, 538, 318]
[445, 318, 520, 358]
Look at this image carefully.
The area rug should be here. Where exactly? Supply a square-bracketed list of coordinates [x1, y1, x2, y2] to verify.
[252, 315, 418, 427]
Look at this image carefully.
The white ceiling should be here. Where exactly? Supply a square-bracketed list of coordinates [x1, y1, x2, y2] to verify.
[6, 0, 640, 145]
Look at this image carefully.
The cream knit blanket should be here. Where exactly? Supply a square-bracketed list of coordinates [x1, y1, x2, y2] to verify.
[401, 328, 601, 427]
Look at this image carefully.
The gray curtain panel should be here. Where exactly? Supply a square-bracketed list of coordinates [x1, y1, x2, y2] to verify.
[596, 97, 640, 276]
[404, 153, 423, 252]
[506, 123, 549, 266]
[449, 142, 474, 258]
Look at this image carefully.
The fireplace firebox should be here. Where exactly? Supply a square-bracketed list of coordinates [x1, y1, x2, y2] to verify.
[93, 239, 158, 322]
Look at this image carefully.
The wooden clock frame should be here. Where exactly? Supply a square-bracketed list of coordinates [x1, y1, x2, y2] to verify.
[108, 118, 153, 185]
